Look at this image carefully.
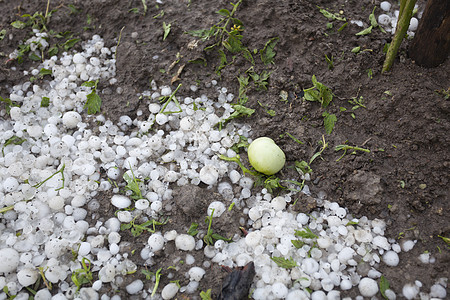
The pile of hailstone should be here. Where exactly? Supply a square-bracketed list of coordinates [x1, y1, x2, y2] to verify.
[0, 30, 448, 300]
[350, 1, 420, 37]
[377, 1, 420, 36]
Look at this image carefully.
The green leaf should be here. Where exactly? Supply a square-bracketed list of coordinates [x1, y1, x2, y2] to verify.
[216, 9, 230, 17]
[379, 275, 390, 299]
[295, 160, 312, 175]
[41, 97, 50, 107]
[0, 29, 6, 41]
[84, 92, 101, 114]
[153, 10, 164, 19]
[186, 28, 214, 40]
[67, 4, 81, 15]
[120, 223, 132, 230]
[291, 239, 306, 249]
[216, 49, 228, 75]
[231, 104, 255, 118]
[242, 48, 254, 64]
[211, 233, 232, 242]
[351, 46, 361, 53]
[271, 256, 297, 269]
[63, 38, 80, 51]
[369, 7, 378, 27]
[48, 46, 58, 57]
[356, 26, 373, 36]
[260, 37, 279, 65]
[2, 136, 26, 156]
[188, 223, 199, 236]
[81, 80, 97, 88]
[11, 20, 27, 29]
[188, 57, 207, 66]
[123, 172, 142, 199]
[223, 33, 243, 53]
[29, 52, 41, 61]
[200, 289, 212, 300]
[295, 227, 318, 239]
[39, 68, 52, 76]
[438, 235, 450, 246]
[303, 75, 333, 108]
[141, 0, 148, 15]
[338, 22, 348, 32]
[230, 135, 249, 152]
[163, 22, 171, 41]
[322, 112, 337, 135]
[317, 7, 346, 21]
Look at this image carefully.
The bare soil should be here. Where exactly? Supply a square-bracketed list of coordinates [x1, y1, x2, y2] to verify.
[1, 0, 449, 299]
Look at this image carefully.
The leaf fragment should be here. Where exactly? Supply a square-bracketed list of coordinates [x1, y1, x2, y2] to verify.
[260, 37, 279, 65]
[163, 22, 171, 41]
[322, 111, 337, 135]
[270, 256, 297, 269]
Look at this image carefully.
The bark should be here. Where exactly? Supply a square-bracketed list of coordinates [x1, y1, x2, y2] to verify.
[409, 0, 450, 67]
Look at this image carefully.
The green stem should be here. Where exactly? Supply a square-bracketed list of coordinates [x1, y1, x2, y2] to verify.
[219, 0, 242, 42]
[33, 164, 65, 190]
[0, 205, 14, 214]
[382, 0, 417, 73]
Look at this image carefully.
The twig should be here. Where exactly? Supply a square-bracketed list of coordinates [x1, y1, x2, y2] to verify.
[382, 0, 417, 73]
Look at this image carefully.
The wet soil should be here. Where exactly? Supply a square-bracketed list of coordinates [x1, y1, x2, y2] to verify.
[1, 0, 449, 299]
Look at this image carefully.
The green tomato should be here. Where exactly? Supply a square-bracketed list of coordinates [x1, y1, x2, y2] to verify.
[248, 137, 286, 175]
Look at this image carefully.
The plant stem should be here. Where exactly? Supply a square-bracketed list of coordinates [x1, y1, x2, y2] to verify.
[382, 0, 417, 73]
[0, 205, 14, 214]
[219, 0, 242, 42]
[45, 0, 51, 18]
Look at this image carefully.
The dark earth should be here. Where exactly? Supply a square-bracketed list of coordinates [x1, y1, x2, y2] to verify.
[0, 0, 449, 299]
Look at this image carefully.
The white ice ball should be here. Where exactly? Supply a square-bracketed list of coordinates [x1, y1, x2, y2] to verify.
[148, 233, 165, 252]
[271, 196, 286, 211]
[383, 250, 399, 266]
[17, 268, 39, 286]
[73, 53, 86, 64]
[359, 278, 379, 297]
[272, 282, 288, 298]
[175, 234, 196, 251]
[3, 177, 19, 192]
[188, 267, 206, 281]
[180, 117, 194, 131]
[380, 1, 392, 12]
[62, 111, 82, 128]
[401, 240, 415, 252]
[99, 264, 116, 283]
[161, 282, 179, 299]
[126, 280, 144, 295]
[408, 17, 419, 31]
[111, 195, 131, 209]
[199, 165, 219, 185]
[245, 231, 262, 248]
[402, 283, 419, 299]
[0, 248, 20, 273]
[378, 14, 391, 26]
[207, 201, 226, 218]
[430, 284, 447, 298]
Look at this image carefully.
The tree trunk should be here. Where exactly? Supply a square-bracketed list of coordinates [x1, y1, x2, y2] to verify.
[408, 0, 450, 67]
